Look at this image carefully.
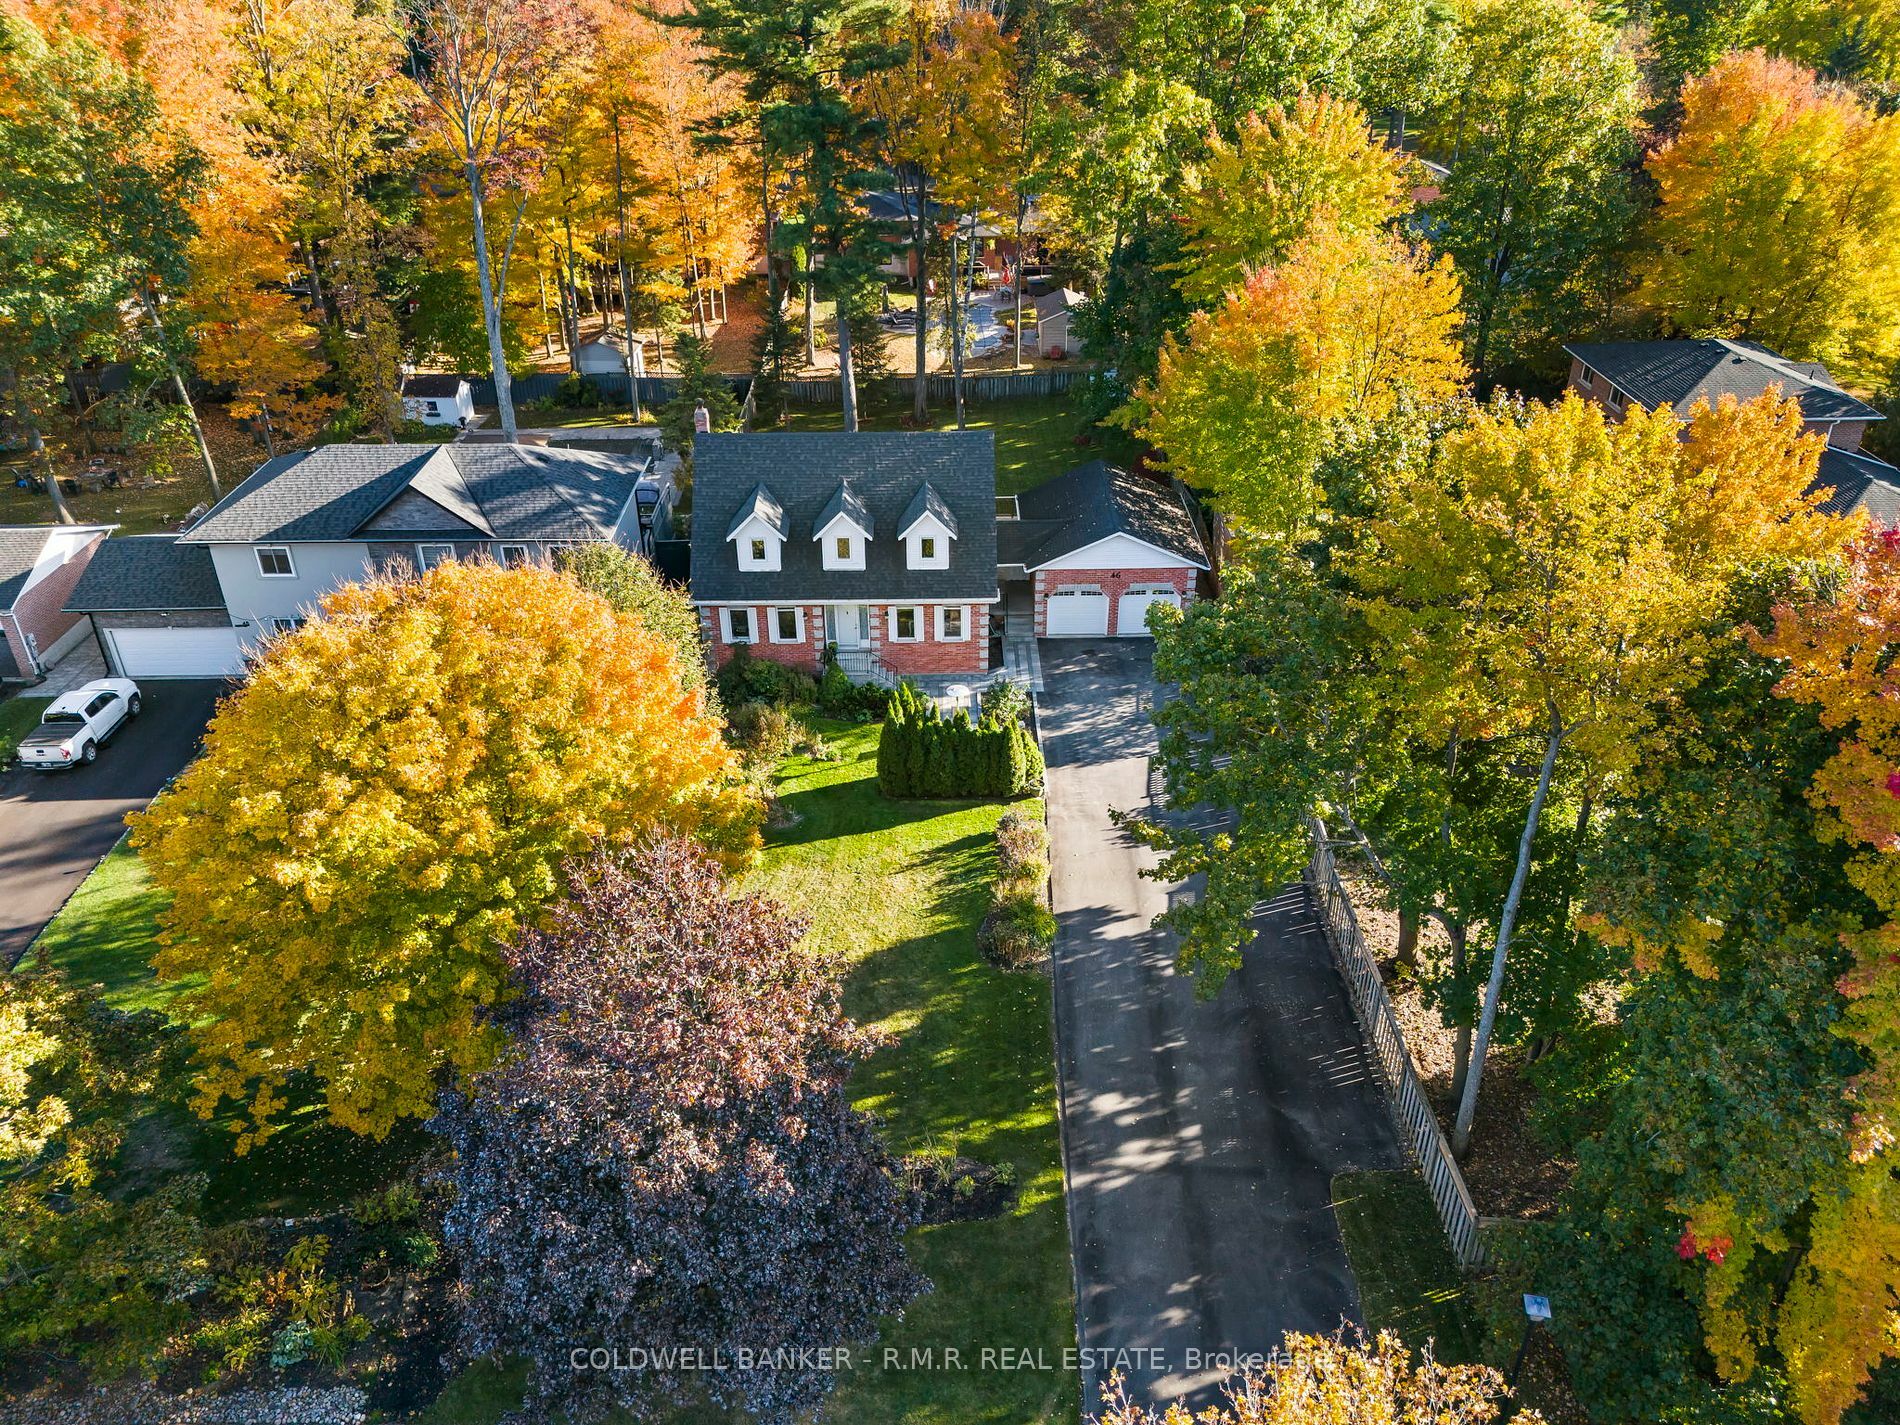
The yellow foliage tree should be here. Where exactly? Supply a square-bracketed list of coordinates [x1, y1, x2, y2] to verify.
[1091, 1332, 1539, 1424]
[1356, 392, 1852, 1154]
[1140, 220, 1466, 545]
[1174, 93, 1412, 306]
[1641, 48, 1900, 387]
[131, 562, 758, 1147]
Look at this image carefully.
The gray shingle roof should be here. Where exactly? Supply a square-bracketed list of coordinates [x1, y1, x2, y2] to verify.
[724, 484, 784, 540]
[1033, 287, 1083, 322]
[1813, 447, 1900, 528]
[65, 536, 227, 612]
[814, 479, 874, 538]
[402, 374, 467, 398]
[1563, 340, 1883, 424]
[691, 432, 997, 603]
[0, 529, 53, 608]
[1006, 461, 1209, 570]
[178, 444, 641, 545]
[900, 482, 958, 539]
[0, 526, 110, 608]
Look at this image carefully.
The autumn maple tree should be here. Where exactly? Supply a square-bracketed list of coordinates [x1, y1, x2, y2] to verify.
[1642, 49, 1900, 387]
[131, 562, 758, 1146]
[1091, 1332, 1539, 1425]
[1173, 93, 1411, 306]
[1354, 392, 1850, 1153]
[1140, 220, 1466, 546]
[435, 837, 924, 1423]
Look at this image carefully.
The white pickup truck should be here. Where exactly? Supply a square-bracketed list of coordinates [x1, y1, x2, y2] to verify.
[16, 678, 142, 770]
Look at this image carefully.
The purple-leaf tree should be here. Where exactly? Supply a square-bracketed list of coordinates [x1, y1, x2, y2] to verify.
[432, 836, 926, 1424]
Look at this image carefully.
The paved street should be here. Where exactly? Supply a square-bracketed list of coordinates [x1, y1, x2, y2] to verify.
[1039, 640, 1401, 1416]
[0, 679, 225, 965]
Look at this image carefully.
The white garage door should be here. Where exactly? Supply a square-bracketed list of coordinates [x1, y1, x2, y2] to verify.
[107, 627, 246, 678]
[1045, 586, 1109, 637]
[1117, 585, 1182, 637]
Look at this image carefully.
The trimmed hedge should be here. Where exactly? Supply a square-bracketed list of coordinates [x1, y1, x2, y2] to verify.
[875, 682, 1043, 800]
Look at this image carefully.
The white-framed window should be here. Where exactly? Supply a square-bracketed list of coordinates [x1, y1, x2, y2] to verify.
[936, 605, 967, 641]
[270, 616, 306, 635]
[735, 524, 781, 571]
[750, 538, 767, 562]
[889, 606, 922, 642]
[723, 608, 755, 644]
[417, 543, 456, 571]
[497, 543, 530, 568]
[256, 545, 295, 578]
[920, 536, 936, 560]
[836, 536, 853, 560]
[769, 606, 804, 643]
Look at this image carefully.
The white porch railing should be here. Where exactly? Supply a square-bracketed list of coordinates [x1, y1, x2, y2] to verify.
[1306, 819, 1488, 1268]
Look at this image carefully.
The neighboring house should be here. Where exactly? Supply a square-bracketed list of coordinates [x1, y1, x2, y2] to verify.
[65, 443, 667, 679]
[1001, 460, 1209, 638]
[0, 525, 112, 683]
[574, 334, 647, 379]
[691, 431, 1000, 679]
[400, 374, 476, 428]
[1564, 338, 1900, 527]
[689, 433, 1213, 682]
[1029, 287, 1084, 357]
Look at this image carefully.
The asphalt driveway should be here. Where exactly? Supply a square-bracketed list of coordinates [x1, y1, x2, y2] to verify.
[1039, 640, 1401, 1416]
[0, 678, 226, 965]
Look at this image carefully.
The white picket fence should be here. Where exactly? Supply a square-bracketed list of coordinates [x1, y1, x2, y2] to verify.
[1306, 819, 1488, 1267]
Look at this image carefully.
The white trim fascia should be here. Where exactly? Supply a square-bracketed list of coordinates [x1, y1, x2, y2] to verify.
[1025, 531, 1208, 573]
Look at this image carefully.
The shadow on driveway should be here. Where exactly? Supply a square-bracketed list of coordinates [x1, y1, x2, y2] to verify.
[1039, 639, 1401, 1417]
[1, 679, 227, 965]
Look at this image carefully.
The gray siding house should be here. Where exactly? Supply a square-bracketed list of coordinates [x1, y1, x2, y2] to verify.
[67, 443, 675, 678]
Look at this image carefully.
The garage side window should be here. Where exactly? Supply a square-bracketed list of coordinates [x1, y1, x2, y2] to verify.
[256, 545, 295, 578]
[417, 543, 456, 571]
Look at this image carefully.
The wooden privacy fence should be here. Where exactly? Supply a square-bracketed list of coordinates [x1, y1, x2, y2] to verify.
[466, 365, 1089, 411]
[1306, 818, 1488, 1268]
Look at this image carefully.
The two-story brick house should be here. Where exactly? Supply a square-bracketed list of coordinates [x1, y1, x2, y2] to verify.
[1563, 338, 1900, 526]
[690, 432, 1001, 679]
[690, 433, 1214, 681]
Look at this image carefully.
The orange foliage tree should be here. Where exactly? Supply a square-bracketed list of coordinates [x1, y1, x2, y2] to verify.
[131, 562, 759, 1148]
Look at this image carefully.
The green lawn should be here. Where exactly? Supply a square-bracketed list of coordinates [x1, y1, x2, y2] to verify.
[752, 722, 1075, 1425]
[24, 839, 428, 1224]
[30, 723, 1075, 1422]
[1332, 1170, 1485, 1364]
[1, 694, 51, 764]
[780, 392, 1141, 496]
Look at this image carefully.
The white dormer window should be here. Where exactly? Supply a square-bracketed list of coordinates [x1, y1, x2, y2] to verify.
[732, 519, 782, 571]
[726, 484, 786, 572]
[900, 483, 957, 570]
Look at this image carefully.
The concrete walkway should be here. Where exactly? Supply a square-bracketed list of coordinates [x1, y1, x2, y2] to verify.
[1039, 640, 1401, 1416]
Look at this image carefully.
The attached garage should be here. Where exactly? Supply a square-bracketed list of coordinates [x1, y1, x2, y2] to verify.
[105, 626, 246, 678]
[1117, 585, 1181, 636]
[1045, 585, 1109, 638]
[64, 535, 241, 680]
[1009, 461, 1211, 640]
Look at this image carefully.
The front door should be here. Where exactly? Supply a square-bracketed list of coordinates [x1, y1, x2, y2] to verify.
[827, 604, 869, 649]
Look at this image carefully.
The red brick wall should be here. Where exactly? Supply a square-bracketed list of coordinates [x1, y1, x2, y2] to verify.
[873, 602, 990, 675]
[1033, 567, 1196, 636]
[700, 603, 827, 673]
[697, 601, 992, 676]
[2, 531, 102, 674]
